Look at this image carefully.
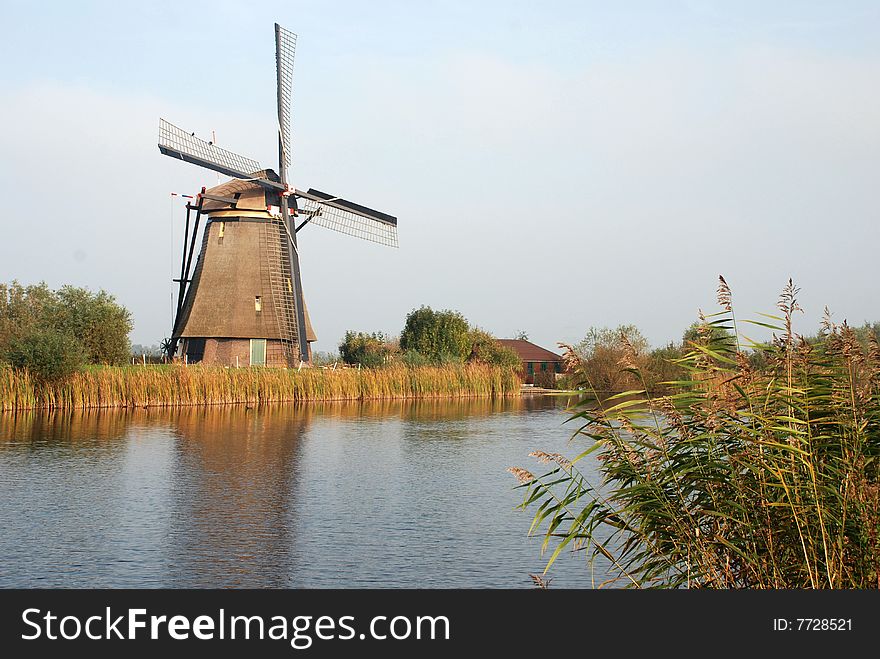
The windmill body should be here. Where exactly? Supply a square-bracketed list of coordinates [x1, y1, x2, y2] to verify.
[159, 24, 397, 367]
[172, 175, 317, 366]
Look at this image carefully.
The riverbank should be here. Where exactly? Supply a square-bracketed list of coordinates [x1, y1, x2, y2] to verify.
[0, 363, 521, 411]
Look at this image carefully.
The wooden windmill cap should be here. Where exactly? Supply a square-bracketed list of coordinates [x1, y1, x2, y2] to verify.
[201, 170, 281, 213]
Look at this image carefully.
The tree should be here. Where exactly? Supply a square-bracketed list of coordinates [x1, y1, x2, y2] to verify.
[0, 281, 132, 372]
[468, 328, 521, 368]
[681, 321, 733, 347]
[5, 327, 85, 383]
[339, 331, 393, 367]
[573, 325, 650, 393]
[399, 307, 470, 364]
[52, 286, 132, 364]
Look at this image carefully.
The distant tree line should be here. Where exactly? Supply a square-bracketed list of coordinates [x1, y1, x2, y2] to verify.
[338, 306, 520, 369]
[561, 319, 880, 395]
[0, 281, 132, 382]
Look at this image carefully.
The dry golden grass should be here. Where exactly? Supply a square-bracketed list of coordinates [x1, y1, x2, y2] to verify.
[0, 363, 520, 411]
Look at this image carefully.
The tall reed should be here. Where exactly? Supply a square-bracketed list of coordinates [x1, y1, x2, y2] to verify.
[512, 278, 880, 588]
[0, 363, 520, 411]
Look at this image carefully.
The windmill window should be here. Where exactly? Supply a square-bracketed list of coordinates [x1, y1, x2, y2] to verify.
[255, 296, 262, 312]
[218, 222, 225, 244]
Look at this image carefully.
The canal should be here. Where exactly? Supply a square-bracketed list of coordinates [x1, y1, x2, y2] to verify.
[0, 396, 612, 588]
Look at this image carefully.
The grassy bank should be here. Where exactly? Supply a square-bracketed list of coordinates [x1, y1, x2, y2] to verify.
[0, 363, 521, 411]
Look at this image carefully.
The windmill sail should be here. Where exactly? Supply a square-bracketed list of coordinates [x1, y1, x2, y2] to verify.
[274, 23, 309, 365]
[296, 189, 399, 248]
[275, 24, 297, 171]
[159, 119, 283, 190]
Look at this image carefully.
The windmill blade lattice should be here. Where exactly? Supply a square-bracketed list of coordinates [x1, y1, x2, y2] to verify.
[275, 24, 297, 172]
[158, 119, 271, 183]
[297, 195, 399, 248]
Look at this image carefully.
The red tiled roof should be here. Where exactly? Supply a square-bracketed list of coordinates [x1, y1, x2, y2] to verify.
[496, 339, 563, 362]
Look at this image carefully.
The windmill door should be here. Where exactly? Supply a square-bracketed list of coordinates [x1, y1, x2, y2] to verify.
[250, 339, 267, 366]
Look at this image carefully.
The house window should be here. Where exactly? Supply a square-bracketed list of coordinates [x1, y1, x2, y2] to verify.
[255, 296, 262, 312]
[555, 362, 562, 373]
[250, 339, 267, 366]
[541, 362, 547, 372]
[527, 363, 534, 374]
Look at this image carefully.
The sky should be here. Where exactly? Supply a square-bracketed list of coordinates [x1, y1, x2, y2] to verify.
[1, 1, 878, 353]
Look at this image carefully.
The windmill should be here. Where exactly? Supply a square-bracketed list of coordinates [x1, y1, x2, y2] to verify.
[159, 23, 398, 367]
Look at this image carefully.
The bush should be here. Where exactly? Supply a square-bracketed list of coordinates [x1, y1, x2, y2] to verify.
[571, 324, 649, 393]
[5, 327, 86, 383]
[53, 286, 131, 364]
[513, 278, 880, 588]
[339, 331, 393, 367]
[400, 307, 470, 364]
[0, 281, 132, 368]
[532, 369, 558, 389]
[468, 329, 521, 368]
[400, 349, 430, 367]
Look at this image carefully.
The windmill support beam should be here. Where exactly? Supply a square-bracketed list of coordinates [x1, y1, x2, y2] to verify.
[173, 193, 205, 339]
[176, 202, 192, 318]
[294, 215, 314, 233]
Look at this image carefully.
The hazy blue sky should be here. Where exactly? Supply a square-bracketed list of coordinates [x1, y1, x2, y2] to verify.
[1, 1, 878, 352]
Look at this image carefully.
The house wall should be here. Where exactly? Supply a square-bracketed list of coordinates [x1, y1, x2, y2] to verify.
[520, 360, 563, 384]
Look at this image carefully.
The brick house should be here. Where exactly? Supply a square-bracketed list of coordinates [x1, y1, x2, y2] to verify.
[496, 339, 564, 384]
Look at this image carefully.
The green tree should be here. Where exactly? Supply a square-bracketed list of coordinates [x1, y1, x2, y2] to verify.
[399, 306, 470, 364]
[681, 320, 733, 347]
[339, 331, 392, 368]
[0, 280, 132, 370]
[573, 324, 650, 393]
[468, 328, 521, 368]
[52, 286, 132, 365]
[0, 282, 54, 347]
[5, 327, 85, 382]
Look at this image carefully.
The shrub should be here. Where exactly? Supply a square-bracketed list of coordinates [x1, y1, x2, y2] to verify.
[512, 278, 880, 588]
[5, 327, 86, 383]
[532, 369, 558, 389]
[571, 324, 649, 393]
[52, 286, 132, 364]
[468, 328, 521, 368]
[400, 306, 470, 364]
[0, 281, 132, 367]
[339, 331, 392, 367]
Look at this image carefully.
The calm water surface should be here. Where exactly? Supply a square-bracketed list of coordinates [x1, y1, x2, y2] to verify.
[0, 396, 610, 588]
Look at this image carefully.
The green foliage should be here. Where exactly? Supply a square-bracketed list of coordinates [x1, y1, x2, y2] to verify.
[468, 328, 521, 368]
[514, 279, 880, 588]
[339, 331, 393, 368]
[400, 349, 431, 367]
[0, 281, 132, 371]
[681, 320, 733, 347]
[52, 286, 132, 364]
[5, 327, 85, 383]
[311, 350, 340, 367]
[400, 306, 471, 364]
[571, 324, 650, 393]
